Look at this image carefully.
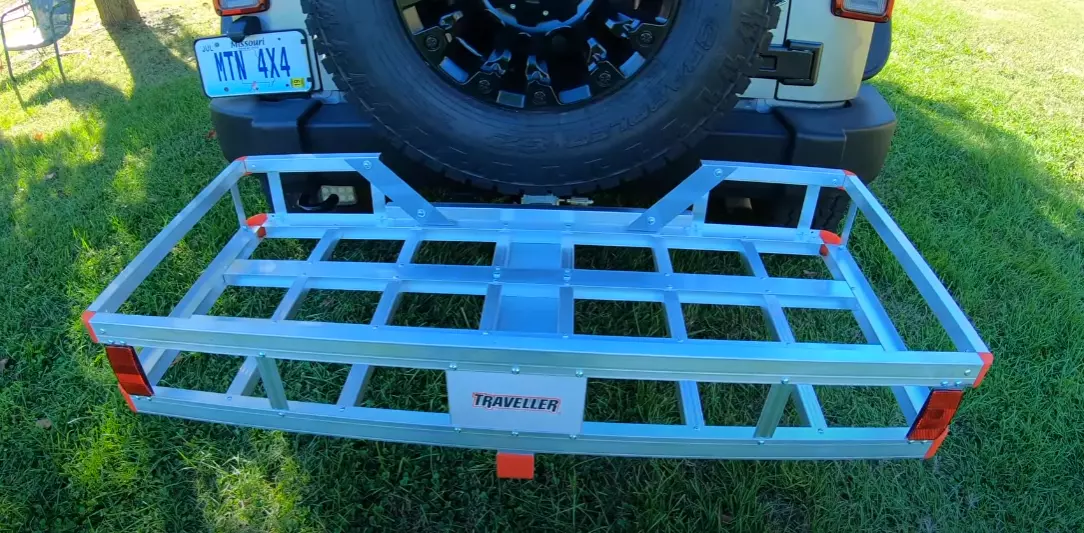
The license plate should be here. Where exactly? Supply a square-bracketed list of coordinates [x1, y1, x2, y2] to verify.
[194, 30, 314, 98]
[446, 372, 588, 434]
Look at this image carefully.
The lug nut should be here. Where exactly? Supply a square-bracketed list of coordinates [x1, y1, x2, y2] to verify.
[424, 35, 440, 51]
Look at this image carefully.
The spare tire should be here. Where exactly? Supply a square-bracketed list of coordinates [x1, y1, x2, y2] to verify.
[303, 0, 779, 194]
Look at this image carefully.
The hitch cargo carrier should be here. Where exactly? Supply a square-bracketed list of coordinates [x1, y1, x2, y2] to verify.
[83, 154, 991, 478]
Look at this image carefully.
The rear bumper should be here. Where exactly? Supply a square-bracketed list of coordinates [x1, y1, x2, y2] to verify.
[211, 84, 895, 183]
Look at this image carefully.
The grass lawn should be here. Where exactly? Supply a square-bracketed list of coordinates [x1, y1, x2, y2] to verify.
[1, 0, 1083, 530]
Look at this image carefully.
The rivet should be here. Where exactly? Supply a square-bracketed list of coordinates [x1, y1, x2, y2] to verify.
[362, 160, 372, 170]
[647, 216, 656, 225]
[416, 209, 427, 218]
[693, 426, 700, 431]
[940, 381, 949, 387]
[339, 406, 345, 411]
[510, 3, 516, 8]
[449, 363, 458, 370]
[569, 434, 577, 440]
[511, 366, 520, 374]
[817, 428, 824, 434]
[955, 380, 963, 386]
[278, 412, 285, 417]
[542, 9, 549, 15]
[226, 396, 232, 401]
[575, 370, 584, 377]
[757, 439, 766, 445]
[511, 431, 519, 436]
[713, 168, 723, 177]
[454, 427, 462, 433]
[781, 377, 790, 384]
[100, 329, 107, 334]
[964, 369, 972, 375]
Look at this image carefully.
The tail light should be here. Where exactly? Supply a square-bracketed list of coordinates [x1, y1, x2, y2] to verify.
[832, 0, 895, 22]
[214, 0, 269, 16]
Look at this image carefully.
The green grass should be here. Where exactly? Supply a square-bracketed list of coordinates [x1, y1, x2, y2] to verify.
[1, 0, 1083, 530]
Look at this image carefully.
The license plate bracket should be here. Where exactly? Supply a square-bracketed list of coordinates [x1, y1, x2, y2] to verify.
[194, 30, 315, 98]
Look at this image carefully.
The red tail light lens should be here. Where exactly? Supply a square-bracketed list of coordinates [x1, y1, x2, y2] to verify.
[214, 0, 269, 16]
[833, 0, 895, 23]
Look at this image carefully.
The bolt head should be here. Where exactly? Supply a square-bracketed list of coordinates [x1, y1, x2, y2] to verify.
[258, 352, 266, 357]
[965, 369, 972, 375]
[532, 90, 547, 104]
[511, 431, 519, 436]
[477, 79, 492, 94]
[941, 381, 950, 387]
[714, 168, 723, 177]
[569, 434, 577, 440]
[757, 439, 766, 445]
[449, 363, 458, 370]
[638, 31, 654, 45]
[597, 71, 612, 87]
[424, 35, 440, 51]
[416, 208, 427, 218]
[781, 377, 790, 384]
[575, 370, 584, 377]
[647, 216, 656, 225]
[542, 9, 549, 15]
[454, 427, 462, 433]
[509, 3, 516, 8]
[362, 160, 373, 170]
[511, 366, 520, 374]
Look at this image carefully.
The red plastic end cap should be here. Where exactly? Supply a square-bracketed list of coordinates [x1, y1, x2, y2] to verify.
[117, 384, 138, 413]
[235, 156, 251, 175]
[81, 310, 99, 343]
[924, 429, 949, 459]
[246, 213, 268, 238]
[496, 453, 535, 480]
[843, 170, 857, 177]
[818, 230, 843, 256]
[973, 352, 994, 388]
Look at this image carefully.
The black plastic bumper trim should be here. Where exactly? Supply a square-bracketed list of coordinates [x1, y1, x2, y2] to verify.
[210, 84, 895, 186]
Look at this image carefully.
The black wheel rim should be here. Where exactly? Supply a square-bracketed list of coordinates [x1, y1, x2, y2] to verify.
[396, 0, 679, 109]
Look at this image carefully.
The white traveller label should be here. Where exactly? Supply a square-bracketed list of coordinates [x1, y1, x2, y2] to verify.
[446, 372, 587, 434]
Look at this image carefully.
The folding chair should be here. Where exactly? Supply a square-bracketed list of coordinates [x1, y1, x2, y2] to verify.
[1, 0, 75, 86]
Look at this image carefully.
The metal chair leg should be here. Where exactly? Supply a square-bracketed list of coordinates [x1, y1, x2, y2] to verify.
[3, 47, 15, 88]
[53, 40, 64, 82]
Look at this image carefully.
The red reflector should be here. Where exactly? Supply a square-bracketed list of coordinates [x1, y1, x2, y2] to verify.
[496, 452, 534, 479]
[906, 389, 963, 441]
[213, 0, 268, 16]
[105, 345, 154, 397]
